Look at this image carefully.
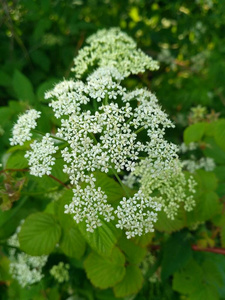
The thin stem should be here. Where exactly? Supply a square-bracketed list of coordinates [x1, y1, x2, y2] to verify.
[104, 94, 109, 105]
[135, 126, 145, 134]
[32, 130, 67, 143]
[111, 167, 130, 198]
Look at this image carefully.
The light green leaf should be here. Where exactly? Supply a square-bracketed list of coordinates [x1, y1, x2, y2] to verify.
[12, 70, 35, 103]
[113, 265, 143, 298]
[6, 151, 28, 169]
[78, 219, 121, 256]
[118, 236, 147, 264]
[184, 122, 207, 144]
[60, 220, 86, 259]
[18, 212, 61, 255]
[84, 247, 125, 289]
[155, 208, 185, 233]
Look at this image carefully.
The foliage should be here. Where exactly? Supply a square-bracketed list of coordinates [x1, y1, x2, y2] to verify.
[1, 1, 225, 299]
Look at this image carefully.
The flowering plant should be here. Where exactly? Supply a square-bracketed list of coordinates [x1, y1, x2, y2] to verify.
[10, 28, 195, 239]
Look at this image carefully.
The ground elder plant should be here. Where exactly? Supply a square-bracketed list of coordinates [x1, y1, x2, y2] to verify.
[10, 28, 196, 239]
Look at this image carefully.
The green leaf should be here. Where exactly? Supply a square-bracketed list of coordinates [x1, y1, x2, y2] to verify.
[12, 70, 35, 103]
[84, 247, 125, 289]
[203, 137, 225, 164]
[161, 231, 192, 281]
[6, 151, 28, 169]
[214, 119, 225, 152]
[132, 232, 154, 247]
[155, 208, 185, 233]
[117, 236, 147, 264]
[94, 172, 125, 203]
[113, 265, 143, 298]
[78, 219, 121, 256]
[0, 70, 11, 87]
[18, 212, 61, 255]
[173, 259, 203, 294]
[189, 285, 219, 300]
[60, 220, 86, 259]
[37, 79, 58, 102]
[194, 170, 218, 192]
[184, 122, 207, 144]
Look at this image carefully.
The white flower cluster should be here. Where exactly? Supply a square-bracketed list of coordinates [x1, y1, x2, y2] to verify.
[65, 185, 114, 232]
[10, 28, 196, 238]
[8, 225, 48, 287]
[50, 262, 70, 283]
[25, 133, 59, 177]
[10, 109, 41, 146]
[72, 27, 159, 78]
[182, 157, 215, 173]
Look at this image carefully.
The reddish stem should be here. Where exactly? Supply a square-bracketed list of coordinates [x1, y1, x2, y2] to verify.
[0, 168, 69, 189]
[191, 245, 225, 255]
[151, 244, 225, 255]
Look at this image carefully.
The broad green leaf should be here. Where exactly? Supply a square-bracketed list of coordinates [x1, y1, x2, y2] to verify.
[202, 260, 224, 288]
[203, 137, 225, 164]
[189, 285, 219, 300]
[6, 151, 28, 169]
[197, 191, 221, 222]
[173, 259, 203, 294]
[113, 265, 143, 298]
[84, 247, 125, 289]
[79, 219, 121, 256]
[18, 212, 61, 255]
[194, 170, 218, 192]
[117, 236, 147, 264]
[94, 172, 125, 202]
[214, 119, 225, 152]
[161, 231, 192, 281]
[132, 232, 154, 247]
[60, 220, 86, 259]
[12, 70, 35, 103]
[155, 208, 185, 233]
[184, 122, 207, 144]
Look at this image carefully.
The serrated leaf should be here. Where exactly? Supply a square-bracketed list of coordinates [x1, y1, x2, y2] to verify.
[155, 208, 185, 233]
[12, 70, 35, 103]
[161, 231, 192, 281]
[118, 236, 147, 264]
[79, 219, 121, 256]
[184, 122, 207, 144]
[18, 212, 61, 255]
[113, 265, 143, 298]
[84, 247, 125, 289]
[60, 221, 86, 259]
